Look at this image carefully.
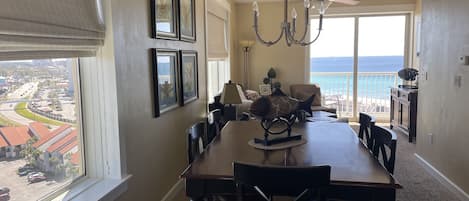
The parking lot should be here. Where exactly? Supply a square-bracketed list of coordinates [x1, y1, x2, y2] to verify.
[0, 160, 63, 201]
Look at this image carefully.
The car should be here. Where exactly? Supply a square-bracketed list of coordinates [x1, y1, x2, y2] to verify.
[0, 187, 9, 195]
[27, 172, 44, 180]
[0, 194, 10, 201]
[17, 169, 34, 177]
[28, 175, 46, 183]
[18, 164, 34, 172]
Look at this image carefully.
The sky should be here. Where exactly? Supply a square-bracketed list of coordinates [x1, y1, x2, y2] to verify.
[310, 15, 406, 58]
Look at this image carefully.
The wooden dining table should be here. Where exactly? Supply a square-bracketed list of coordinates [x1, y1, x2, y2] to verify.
[181, 120, 402, 201]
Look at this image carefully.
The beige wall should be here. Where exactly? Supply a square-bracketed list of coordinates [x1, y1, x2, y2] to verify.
[417, 0, 469, 194]
[236, 2, 308, 92]
[233, 0, 416, 93]
[108, 0, 208, 200]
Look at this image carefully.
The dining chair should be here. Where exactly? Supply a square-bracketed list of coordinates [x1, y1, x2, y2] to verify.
[371, 125, 397, 174]
[358, 113, 376, 151]
[207, 109, 223, 143]
[187, 121, 207, 164]
[233, 162, 331, 201]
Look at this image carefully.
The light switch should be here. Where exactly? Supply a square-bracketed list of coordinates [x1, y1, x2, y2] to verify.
[459, 56, 469, 65]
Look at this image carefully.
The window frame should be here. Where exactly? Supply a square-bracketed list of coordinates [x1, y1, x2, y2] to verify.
[307, 11, 414, 121]
[38, 53, 131, 201]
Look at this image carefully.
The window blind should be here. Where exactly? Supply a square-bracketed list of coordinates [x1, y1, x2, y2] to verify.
[0, 0, 105, 60]
[207, 1, 229, 59]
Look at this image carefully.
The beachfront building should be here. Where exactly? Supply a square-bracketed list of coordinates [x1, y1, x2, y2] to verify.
[34, 124, 73, 172]
[0, 126, 31, 158]
[0, 135, 7, 158]
[42, 130, 78, 172]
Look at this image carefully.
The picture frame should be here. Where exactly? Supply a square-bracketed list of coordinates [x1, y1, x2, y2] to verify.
[179, 50, 198, 105]
[259, 84, 272, 96]
[179, 0, 196, 42]
[151, 0, 179, 40]
[152, 49, 181, 117]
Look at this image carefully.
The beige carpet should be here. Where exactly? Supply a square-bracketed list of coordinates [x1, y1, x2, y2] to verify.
[174, 123, 462, 201]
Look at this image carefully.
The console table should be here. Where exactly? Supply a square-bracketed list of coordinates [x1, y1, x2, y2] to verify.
[390, 87, 418, 143]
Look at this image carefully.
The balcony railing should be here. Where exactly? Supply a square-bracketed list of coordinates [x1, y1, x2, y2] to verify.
[310, 72, 400, 120]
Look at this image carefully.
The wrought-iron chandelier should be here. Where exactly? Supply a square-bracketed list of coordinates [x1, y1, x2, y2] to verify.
[252, 0, 358, 47]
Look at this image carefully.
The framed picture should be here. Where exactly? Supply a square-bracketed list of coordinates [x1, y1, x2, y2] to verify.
[151, 0, 178, 40]
[180, 51, 198, 105]
[152, 49, 180, 117]
[179, 0, 196, 42]
[259, 84, 272, 96]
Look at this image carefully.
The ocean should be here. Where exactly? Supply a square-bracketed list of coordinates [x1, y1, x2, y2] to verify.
[310, 56, 404, 100]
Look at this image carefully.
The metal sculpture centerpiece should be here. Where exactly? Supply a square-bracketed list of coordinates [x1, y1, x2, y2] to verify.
[250, 89, 315, 146]
[252, 0, 360, 47]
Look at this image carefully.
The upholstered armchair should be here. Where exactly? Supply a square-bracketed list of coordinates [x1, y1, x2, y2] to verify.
[290, 84, 337, 114]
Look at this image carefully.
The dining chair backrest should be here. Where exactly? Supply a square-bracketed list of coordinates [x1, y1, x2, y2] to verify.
[372, 125, 397, 174]
[358, 112, 376, 151]
[207, 109, 222, 143]
[233, 162, 331, 201]
[187, 121, 207, 164]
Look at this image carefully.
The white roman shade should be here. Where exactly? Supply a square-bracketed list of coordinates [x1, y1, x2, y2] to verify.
[0, 0, 105, 60]
[207, 1, 230, 59]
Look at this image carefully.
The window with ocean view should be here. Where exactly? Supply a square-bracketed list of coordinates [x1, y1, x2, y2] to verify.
[310, 15, 408, 121]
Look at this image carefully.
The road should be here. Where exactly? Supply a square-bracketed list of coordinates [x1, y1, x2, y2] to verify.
[0, 82, 39, 126]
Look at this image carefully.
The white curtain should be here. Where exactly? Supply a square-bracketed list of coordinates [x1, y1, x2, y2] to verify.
[207, 1, 229, 59]
[0, 0, 105, 60]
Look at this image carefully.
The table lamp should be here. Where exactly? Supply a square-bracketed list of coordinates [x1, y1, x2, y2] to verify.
[220, 81, 242, 121]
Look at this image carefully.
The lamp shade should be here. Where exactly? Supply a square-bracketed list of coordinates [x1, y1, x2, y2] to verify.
[239, 40, 255, 48]
[221, 82, 242, 104]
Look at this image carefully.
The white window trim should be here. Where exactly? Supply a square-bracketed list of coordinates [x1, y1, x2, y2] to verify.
[42, 47, 131, 201]
[306, 11, 414, 121]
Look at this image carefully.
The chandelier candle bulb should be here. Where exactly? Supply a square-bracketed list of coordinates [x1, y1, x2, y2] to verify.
[292, 8, 298, 19]
[304, 0, 311, 8]
[253, 1, 259, 16]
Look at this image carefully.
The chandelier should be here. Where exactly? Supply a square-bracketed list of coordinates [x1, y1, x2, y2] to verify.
[252, 0, 358, 47]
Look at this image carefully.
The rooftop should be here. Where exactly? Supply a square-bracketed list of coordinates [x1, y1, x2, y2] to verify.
[70, 152, 80, 165]
[29, 122, 50, 139]
[59, 139, 78, 155]
[0, 135, 8, 147]
[0, 126, 31, 146]
[46, 130, 77, 153]
[34, 124, 71, 148]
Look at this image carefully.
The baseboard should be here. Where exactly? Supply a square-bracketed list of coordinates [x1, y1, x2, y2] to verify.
[161, 179, 184, 201]
[415, 154, 469, 201]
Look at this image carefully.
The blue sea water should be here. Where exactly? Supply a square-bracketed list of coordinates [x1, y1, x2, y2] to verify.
[310, 56, 404, 100]
[310, 56, 404, 72]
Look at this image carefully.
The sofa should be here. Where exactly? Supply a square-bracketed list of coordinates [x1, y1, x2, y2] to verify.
[290, 84, 337, 114]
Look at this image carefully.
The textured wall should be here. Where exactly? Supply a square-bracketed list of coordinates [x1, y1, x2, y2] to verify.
[417, 0, 469, 193]
[109, 0, 207, 200]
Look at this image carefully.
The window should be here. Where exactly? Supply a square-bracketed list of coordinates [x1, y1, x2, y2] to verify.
[310, 14, 409, 121]
[207, 59, 230, 102]
[0, 58, 84, 200]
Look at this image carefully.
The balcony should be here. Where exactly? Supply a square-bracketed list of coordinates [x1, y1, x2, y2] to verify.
[311, 72, 400, 121]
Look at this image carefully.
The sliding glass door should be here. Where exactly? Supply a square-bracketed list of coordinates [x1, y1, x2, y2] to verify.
[310, 17, 355, 117]
[357, 15, 407, 120]
[310, 14, 409, 121]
